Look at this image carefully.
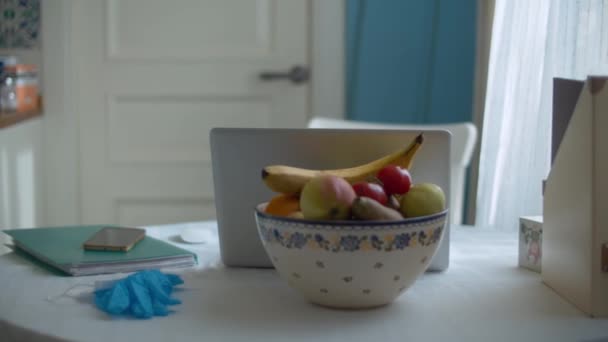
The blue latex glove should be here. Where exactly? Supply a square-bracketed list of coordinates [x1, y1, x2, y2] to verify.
[94, 270, 184, 319]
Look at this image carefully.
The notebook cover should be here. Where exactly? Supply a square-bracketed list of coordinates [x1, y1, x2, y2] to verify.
[3, 225, 197, 266]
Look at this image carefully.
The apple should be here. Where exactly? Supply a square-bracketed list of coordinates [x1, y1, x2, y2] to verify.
[399, 183, 445, 218]
[377, 165, 412, 195]
[352, 182, 388, 205]
[300, 175, 356, 220]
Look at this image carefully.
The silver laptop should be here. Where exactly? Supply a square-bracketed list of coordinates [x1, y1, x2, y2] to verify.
[210, 128, 451, 271]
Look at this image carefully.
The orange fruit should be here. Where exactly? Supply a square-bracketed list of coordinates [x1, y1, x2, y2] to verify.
[265, 194, 300, 217]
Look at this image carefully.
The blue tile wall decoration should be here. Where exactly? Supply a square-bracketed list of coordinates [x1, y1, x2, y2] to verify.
[0, 0, 40, 49]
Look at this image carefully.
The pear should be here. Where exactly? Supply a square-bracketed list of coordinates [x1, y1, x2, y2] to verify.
[400, 183, 446, 218]
[352, 197, 404, 221]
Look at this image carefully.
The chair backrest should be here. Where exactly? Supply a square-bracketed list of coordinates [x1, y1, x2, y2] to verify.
[307, 116, 477, 225]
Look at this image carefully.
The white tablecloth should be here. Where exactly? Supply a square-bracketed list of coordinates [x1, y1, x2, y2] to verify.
[1, 223, 607, 342]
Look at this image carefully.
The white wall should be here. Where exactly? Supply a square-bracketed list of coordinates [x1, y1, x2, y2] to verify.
[466, 0, 495, 224]
[40, 0, 81, 226]
[0, 118, 45, 252]
[311, 0, 345, 120]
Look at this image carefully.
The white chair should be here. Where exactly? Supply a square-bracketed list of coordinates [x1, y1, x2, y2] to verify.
[307, 116, 477, 225]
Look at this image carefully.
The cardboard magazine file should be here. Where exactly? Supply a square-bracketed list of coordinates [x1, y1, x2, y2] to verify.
[542, 76, 608, 317]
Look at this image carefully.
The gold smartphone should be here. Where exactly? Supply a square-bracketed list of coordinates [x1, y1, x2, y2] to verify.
[83, 227, 146, 252]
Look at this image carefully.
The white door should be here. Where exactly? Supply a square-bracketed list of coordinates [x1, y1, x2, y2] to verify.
[72, 0, 310, 226]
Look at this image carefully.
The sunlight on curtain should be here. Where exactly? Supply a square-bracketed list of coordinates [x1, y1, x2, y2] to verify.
[476, 0, 608, 230]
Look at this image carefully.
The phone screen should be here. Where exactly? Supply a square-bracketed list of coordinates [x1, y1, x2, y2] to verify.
[83, 227, 146, 252]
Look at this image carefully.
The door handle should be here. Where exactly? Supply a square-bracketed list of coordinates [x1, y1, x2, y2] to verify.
[259, 65, 310, 85]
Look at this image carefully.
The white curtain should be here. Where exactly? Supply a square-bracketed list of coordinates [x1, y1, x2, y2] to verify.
[476, 0, 608, 230]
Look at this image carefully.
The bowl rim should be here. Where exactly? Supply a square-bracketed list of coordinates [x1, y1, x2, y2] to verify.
[255, 202, 449, 227]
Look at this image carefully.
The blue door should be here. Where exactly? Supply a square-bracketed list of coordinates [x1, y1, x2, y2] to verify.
[347, 0, 477, 124]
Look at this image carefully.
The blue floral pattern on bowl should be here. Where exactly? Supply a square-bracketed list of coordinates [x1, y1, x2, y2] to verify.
[258, 223, 443, 252]
[256, 210, 447, 253]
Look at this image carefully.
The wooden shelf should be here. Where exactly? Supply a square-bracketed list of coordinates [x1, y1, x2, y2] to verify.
[0, 110, 43, 129]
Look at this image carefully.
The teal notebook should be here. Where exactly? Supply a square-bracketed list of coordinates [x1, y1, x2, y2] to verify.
[4, 225, 197, 276]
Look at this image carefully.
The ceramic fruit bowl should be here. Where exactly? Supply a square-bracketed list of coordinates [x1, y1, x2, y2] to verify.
[254, 203, 448, 309]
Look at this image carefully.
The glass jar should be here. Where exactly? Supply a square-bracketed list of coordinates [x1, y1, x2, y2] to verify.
[0, 64, 38, 113]
[0, 56, 18, 114]
[0, 71, 17, 112]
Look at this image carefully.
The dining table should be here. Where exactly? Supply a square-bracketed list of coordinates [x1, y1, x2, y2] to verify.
[1, 221, 607, 342]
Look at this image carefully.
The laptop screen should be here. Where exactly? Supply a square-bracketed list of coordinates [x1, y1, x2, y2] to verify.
[210, 128, 451, 270]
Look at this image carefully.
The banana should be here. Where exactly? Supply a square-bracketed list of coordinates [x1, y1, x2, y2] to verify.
[261, 133, 424, 194]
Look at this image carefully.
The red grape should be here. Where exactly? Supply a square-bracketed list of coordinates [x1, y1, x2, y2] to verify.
[352, 182, 388, 205]
[377, 165, 412, 195]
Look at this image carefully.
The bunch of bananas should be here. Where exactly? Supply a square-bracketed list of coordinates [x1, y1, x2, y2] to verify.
[261, 133, 424, 195]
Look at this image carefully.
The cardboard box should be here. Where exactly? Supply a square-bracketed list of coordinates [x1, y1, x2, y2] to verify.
[542, 76, 608, 317]
[519, 216, 542, 272]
